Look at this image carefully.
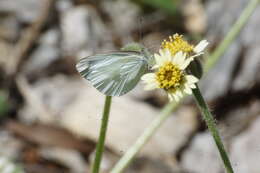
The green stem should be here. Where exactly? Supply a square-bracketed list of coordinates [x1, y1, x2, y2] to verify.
[92, 96, 112, 173]
[192, 85, 234, 173]
[110, 100, 180, 173]
[204, 0, 260, 72]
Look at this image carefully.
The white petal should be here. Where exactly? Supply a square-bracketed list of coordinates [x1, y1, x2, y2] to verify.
[159, 49, 171, 62]
[194, 40, 209, 53]
[151, 65, 159, 69]
[154, 53, 163, 66]
[184, 87, 192, 94]
[185, 75, 199, 84]
[156, 49, 170, 65]
[144, 83, 158, 90]
[168, 93, 179, 101]
[142, 73, 159, 90]
[159, 49, 164, 56]
[164, 49, 172, 61]
[189, 84, 196, 89]
[172, 51, 185, 67]
[179, 57, 194, 70]
[189, 52, 204, 59]
[173, 93, 180, 101]
[176, 90, 183, 98]
[168, 94, 174, 101]
[141, 73, 156, 82]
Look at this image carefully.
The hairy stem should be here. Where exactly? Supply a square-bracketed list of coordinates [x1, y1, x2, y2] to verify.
[192, 85, 234, 173]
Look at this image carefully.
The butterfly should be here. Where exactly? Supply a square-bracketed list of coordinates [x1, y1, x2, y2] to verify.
[76, 44, 153, 96]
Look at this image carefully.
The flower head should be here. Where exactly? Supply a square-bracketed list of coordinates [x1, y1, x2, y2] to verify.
[161, 34, 208, 57]
[161, 34, 193, 55]
[141, 49, 199, 101]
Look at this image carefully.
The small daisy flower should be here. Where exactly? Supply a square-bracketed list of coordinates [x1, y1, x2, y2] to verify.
[161, 34, 208, 57]
[141, 34, 208, 101]
[141, 49, 199, 101]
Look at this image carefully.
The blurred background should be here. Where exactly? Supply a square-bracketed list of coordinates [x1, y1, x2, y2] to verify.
[0, 0, 260, 172]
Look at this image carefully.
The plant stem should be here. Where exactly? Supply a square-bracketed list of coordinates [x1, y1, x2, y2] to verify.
[204, 0, 260, 72]
[192, 85, 234, 173]
[110, 100, 180, 173]
[92, 96, 112, 173]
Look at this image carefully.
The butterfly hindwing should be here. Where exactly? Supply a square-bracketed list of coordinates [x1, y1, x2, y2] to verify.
[76, 52, 148, 96]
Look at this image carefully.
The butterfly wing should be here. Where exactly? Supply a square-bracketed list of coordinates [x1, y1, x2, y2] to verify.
[76, 52, 148, 96]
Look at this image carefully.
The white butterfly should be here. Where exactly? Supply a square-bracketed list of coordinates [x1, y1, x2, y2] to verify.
[76, 45, 153, 96]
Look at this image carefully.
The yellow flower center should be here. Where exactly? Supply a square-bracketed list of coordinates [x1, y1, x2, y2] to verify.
[156, 62, 184, 92]
[161, 34, 194, 55]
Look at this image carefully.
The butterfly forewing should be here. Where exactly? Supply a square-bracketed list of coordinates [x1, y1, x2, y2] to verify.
[76, 52, 148, 96]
